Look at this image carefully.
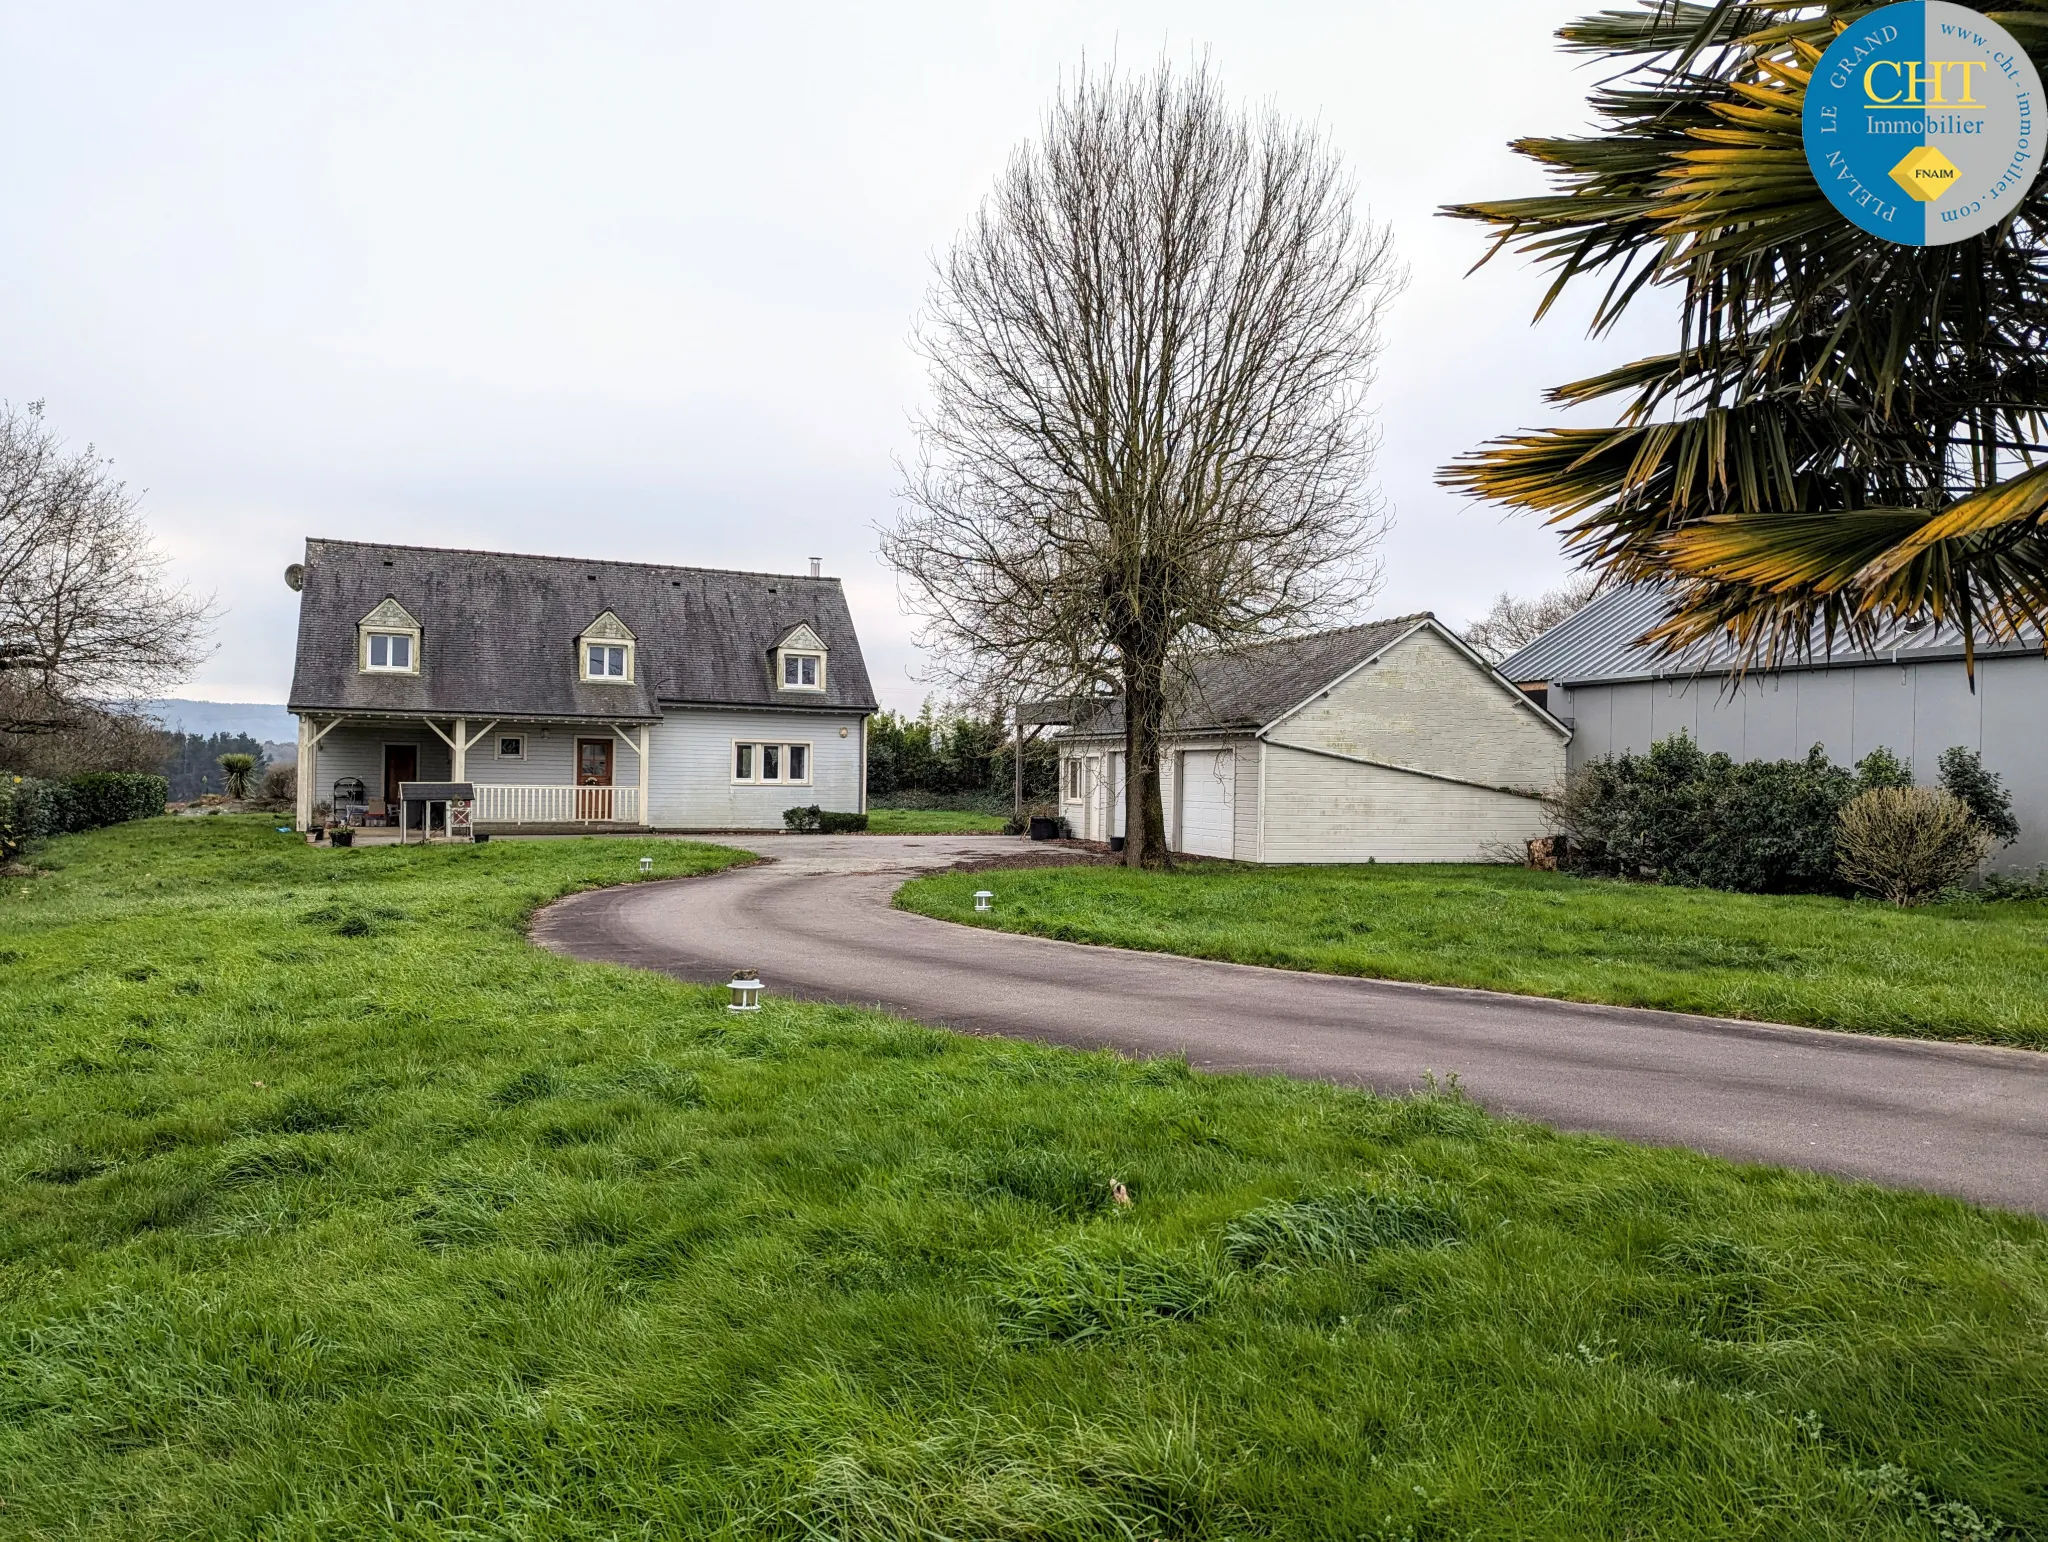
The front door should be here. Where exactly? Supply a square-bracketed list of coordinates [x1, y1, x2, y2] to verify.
[576, 738, 614, 820]
[383, 744, 418, 809]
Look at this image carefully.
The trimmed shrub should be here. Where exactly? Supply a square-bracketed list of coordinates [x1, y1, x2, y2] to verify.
[61, 772, 169, 831]
[1836, 787, 1992, 906]
[783, 805, 869, 834]
[1936, 746, 2020, 847]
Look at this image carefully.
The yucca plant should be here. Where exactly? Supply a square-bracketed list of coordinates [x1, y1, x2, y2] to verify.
[1440, 0, 2048, 672]
[217, 752, 256, 800]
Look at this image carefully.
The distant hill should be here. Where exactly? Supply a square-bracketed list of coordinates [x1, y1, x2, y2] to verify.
[145, 699, 296, 743]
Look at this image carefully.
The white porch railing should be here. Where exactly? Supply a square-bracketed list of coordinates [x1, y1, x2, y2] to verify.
[473, 784, 641, 824]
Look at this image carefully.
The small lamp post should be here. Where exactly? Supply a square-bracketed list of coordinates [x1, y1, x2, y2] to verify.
[639, 856, 654, 874]
[973, 890, 994, 912]
[727, 969, 762, 1013]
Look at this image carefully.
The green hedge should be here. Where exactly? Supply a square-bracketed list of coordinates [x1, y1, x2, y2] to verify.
[61, 772, 169, 830]
[1, 771, 168, 861]
[782, 805, 870, 834]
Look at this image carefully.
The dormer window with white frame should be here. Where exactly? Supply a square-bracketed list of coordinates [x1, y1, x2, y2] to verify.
[578, 609, 636, 685]
[773, 623, 827, 694]
[357, 597, 422, 676]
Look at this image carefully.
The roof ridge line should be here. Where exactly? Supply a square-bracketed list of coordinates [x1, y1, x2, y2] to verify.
[305, 537, 839, 583]
[1190, 614, 1432, 659]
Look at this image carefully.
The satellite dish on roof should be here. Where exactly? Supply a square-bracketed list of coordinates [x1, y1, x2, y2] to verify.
[284, 563, 305, 591]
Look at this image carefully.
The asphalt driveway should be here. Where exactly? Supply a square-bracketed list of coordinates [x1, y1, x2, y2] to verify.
[531, 834, 2048, 1215]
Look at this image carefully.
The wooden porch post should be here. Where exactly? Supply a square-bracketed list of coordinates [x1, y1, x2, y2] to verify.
[298, 717, 345, 832]
[639, 726, 651, 827]
[296, 715, 312, 832]
[451, 718, 467, 782]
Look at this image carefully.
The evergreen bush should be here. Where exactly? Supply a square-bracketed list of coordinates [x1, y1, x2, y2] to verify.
[1550, 732, 1912, 895]
[0, 776, 63, 862]
[1936, 747, 2019, 847]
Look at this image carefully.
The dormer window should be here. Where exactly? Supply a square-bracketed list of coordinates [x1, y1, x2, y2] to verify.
[578, 609, 636, 685]
[367, 632, 413, 671]
[357, 597, 422, 676]
[772, 623, 828, 693]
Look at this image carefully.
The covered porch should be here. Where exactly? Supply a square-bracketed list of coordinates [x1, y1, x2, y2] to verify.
[294, 713, 654, 833]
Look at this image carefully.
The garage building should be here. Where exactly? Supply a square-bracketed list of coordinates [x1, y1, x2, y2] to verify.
[1056, 615, 1568, 862]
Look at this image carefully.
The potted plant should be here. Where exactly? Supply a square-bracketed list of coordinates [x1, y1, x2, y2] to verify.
[329, 825, 355, 848]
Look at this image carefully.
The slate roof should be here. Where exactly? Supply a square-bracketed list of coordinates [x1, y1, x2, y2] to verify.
[1500, 581, 2045, 687]
[1064, 616, 1434, 737]
[288, 539, 878, 720]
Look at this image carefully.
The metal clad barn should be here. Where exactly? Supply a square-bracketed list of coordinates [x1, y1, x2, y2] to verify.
[1501, 584, 2048, 873]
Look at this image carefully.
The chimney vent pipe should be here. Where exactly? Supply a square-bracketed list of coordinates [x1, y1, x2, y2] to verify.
[809, 557, 822, 579]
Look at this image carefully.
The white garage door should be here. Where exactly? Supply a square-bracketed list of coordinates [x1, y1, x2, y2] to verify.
[1178, 749, 1234, 858]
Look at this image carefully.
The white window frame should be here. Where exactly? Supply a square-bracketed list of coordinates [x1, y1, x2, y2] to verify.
[580, 639, 634, 684]
[776, 649, 826, 693]
[1065, 757, 1083, 800]
[731, 739, 814, 786]
[494, 734, 526, 761]
[361, 629, 419, 674]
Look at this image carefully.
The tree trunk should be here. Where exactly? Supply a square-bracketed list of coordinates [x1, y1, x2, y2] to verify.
[1121, 657, 1171, 869]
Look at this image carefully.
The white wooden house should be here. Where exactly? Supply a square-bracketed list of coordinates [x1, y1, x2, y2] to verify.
[1057, 616, 1568, 862]
[286, 539, 876, 832]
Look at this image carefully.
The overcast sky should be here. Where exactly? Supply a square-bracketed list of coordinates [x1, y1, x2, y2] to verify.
[0, 2, 1667, 711]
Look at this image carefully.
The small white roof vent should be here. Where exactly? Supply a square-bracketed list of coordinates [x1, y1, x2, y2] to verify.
[809, 557, 822, 578]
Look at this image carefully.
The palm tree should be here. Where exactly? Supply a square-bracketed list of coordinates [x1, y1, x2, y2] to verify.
[1439, 1, 2048, 673]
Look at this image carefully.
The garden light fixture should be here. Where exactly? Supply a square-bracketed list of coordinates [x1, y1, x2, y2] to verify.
[974, 890, 994, 912]
[727, 970, 762, 1012]
[639, 857, 654, 874]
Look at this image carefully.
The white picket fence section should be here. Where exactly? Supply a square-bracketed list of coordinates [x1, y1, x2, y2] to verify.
[473, 784, 641, 824]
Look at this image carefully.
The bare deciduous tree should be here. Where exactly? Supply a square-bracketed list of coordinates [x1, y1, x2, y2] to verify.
[884, 62, 1400, 867]
[1461, 574, 1600, 665]
[0, 401, 214, 737]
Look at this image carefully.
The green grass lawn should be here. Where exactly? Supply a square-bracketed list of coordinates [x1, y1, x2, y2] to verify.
[863, 807, 1011, 834]
[897, 862, 2048, 1049]
[1, 818, 2044, 1538]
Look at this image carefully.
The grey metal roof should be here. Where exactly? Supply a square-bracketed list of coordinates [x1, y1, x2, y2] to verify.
[1064, 616, 1433, 737]
[288, 539, 878, 720]
[1500, 581, 2044, 686]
